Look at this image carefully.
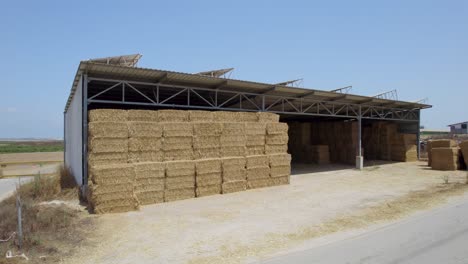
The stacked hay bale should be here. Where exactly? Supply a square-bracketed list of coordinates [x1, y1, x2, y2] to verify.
[195, 159, 222, 197]
[87, 109, 291, 213]
[245, 123, 266, 155]
[265, 123, 289, 154]
[88, 164, 138, 214]
[269, 153, 291, 186]
[221, 157, 247, 193]
[246, 155, 271, 189]
[128, 120, 163, 163]
[193, 123, 221, 159]
[428, 139, 456, 167]
[163, 123, 193, 161]
[460, 141, 468, 166]
[88, 110, 129, 166]
[220, 123, 246, 157]
[134, 162, 165, 205]
[165, 160, 195, 201]
[431, 148, 460, 171]
[390, 133, 418, 162]
[430, 139, 460, 171]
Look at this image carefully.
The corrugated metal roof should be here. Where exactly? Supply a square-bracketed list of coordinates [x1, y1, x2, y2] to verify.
[64, 60, 432, 112]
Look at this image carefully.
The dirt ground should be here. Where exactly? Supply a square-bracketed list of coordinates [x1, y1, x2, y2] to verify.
[65, 161, 468, 264]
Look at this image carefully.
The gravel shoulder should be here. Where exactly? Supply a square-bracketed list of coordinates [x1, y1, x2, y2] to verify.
[65, 161, 468, 264]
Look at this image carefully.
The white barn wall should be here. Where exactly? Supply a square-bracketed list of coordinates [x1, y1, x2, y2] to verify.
[65, 76, 83, 186]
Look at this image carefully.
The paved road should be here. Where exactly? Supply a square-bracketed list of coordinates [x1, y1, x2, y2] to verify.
[262, 198, 468, 264]
[0, 177, 32, 201]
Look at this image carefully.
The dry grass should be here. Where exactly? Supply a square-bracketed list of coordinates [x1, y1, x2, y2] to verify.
[189, 183, 468, 264]
[0, 169, 91, 264]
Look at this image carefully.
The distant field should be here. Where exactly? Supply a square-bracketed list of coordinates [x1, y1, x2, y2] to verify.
[0, 140, 64, 153]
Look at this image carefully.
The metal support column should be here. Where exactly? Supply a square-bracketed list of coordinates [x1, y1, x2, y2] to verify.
[356, 105, 364, 170]
[82, 74, 88, 193]
[417, 109, 421, 160]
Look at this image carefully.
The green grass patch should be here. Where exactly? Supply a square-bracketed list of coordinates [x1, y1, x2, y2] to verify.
[0, 141, 63, 154]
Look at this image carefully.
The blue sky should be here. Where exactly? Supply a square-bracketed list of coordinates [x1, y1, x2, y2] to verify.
[0, 0, 467, 138]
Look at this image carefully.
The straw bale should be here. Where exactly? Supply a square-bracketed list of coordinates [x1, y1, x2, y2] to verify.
[193, 135, 220, 149]
[265, 144, 288, 154]
[89, 164, 135, 185]
[196, 159, 221, 174]
[266, 123, 288, 135]
[163, 136, 193, 151]
[135, 191, 164, 205]
[222, 157, 246, 169]
[89, 183, 134, 195]
[266, 134, 289, 145]
[257, 112, 280, 123]
[246, 155, 269, 168]
[88, 152, 128, 166]
[89, 192, 134, 205]
[246, 135, 265, 146]
[222, 170, 246, 182]
[221, 180, 247, 194]
[222, 123, 245, 135]
[431, 147, 459, 171]
[166, 160, 195, 177]
[163, 123, 193, 137]
[220, 135, 246, 147]
[460, 141, 468, 165]
[214, 111, 255, 122]
[193, 148, 220, 159]
[165, 176, 195, 190]
[270, 176, 290, 186]
[164, 149, 194, 161]
[88, 122, 128, 138]
[129, 138, 162, 152]
[247, 167, 270, 180]
[189, 110, 214, 122]
[222, 157, 247, 182]
[127, 110, 158, 122]
[134, 162, 165, 179]
[92, 198, 139, 214]
[245, 123, 266, 135]
[247, 178, 273, 189]
[193, 123, 222, 136]
[196, 173, 222, 186]
[427, 141, 432, 166]
[134, 179, 165, 192]
[128, 122, 162, 138]
[237, 112, 259, 122]
[246, 146, 265, 156]
[128, 151, 163, 163]
[270, 165, 290, 178]
[164, 188, 195, 202]
[196, 185, 221, 197]
[221, 146, 246, 157]
[430, 139, 457, 148]
[88, 138, 128, 153]
[158, 110, 189, 122]
[269, 153, 292, 167]
[88, 109, 128, 122]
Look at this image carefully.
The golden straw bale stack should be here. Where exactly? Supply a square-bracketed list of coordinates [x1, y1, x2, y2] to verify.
[266, 123, 289, 135]
[265, 123, 289, 155]
[195, 159, 222, 197]
[88, 164, 138, 214]
[221, 157, 247, 182]
[247, 178, 272, 189]
[257, 112, 280, 123]
[164, 160, 195, 201]
[237, 112, 259, 122]
[158, 110, 189, 122]
[129, 138, 162, 152]
[163, 123, 193, 137]
[88, 122, 128, 138]
[245, 123, 266, 156]
[128, 151, 163, 163]
[193, 123, 222, 136]
[430, 139, 457, 148]
[214, 111, 257, 122]
[268, 153, 291, 185]
[220, 123, 246, 157]
[246, 155, 270, 181]
[127, 110, 158, 122]
[88, 109, 128, 122]
[189, 110, 214, 122]
[460, 141, 468, 166]
[193, 135, 220, 159]
[134, 162, 165, 205]
[163, 123, 193, 161]
[431, 147, 460, 171]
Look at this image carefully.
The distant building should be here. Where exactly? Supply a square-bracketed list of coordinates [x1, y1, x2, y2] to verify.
[448, 121, 468, 134]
